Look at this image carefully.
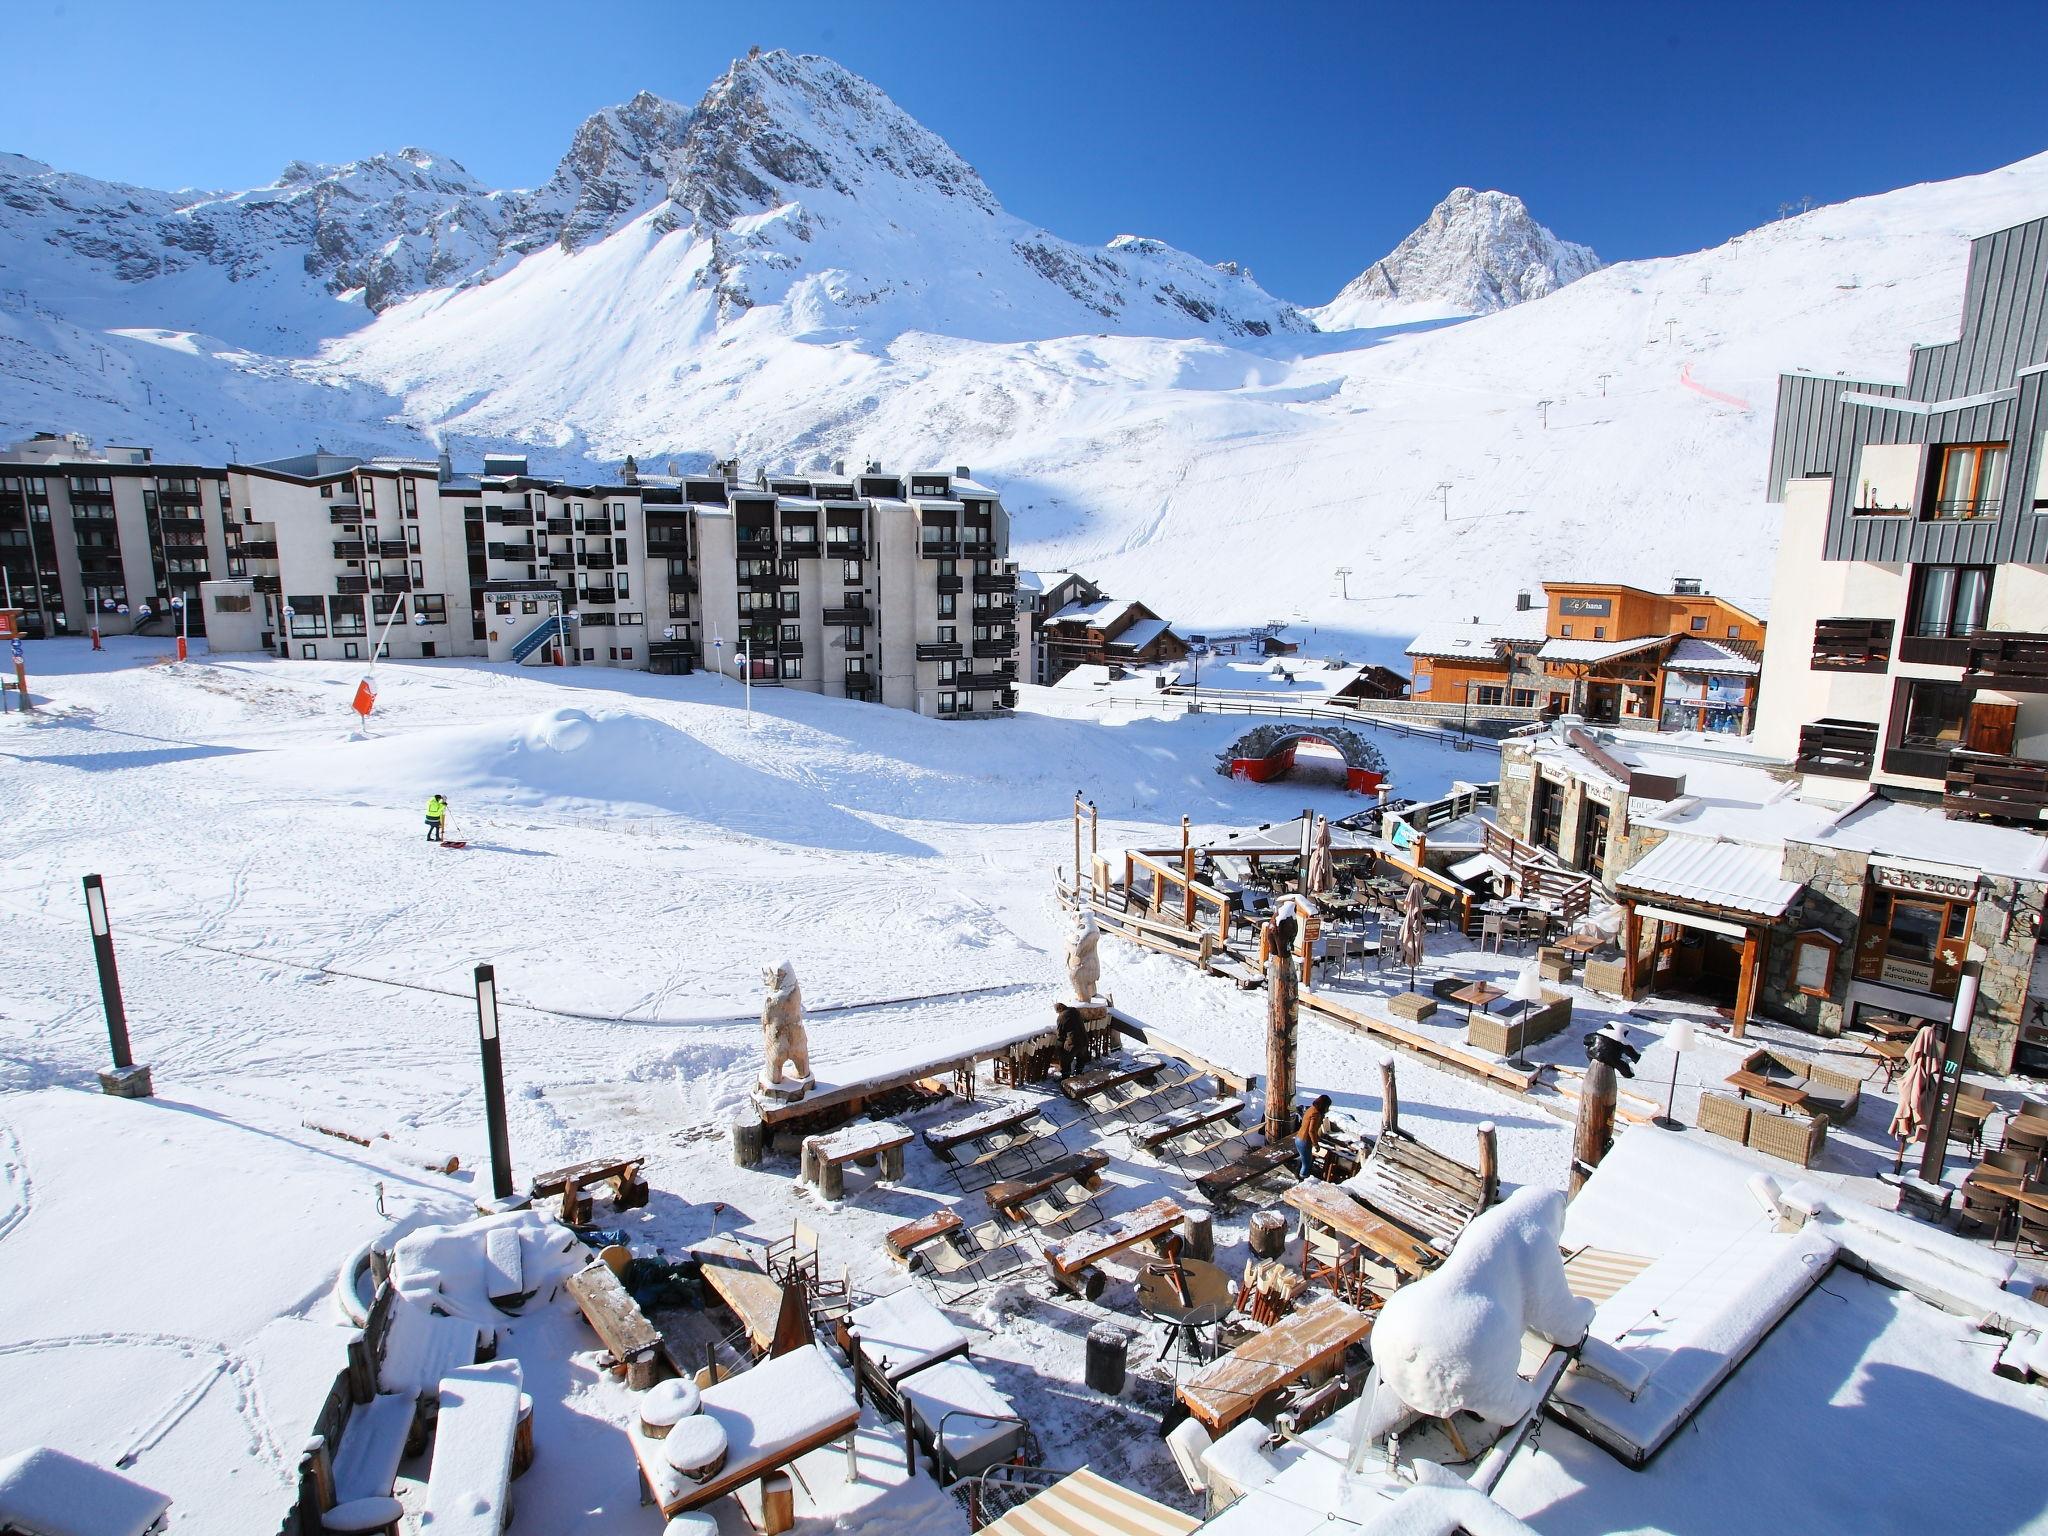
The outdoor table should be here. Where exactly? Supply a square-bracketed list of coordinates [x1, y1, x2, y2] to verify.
[1951, 1094, 1996, 1152]
[1448, 981, 1507, 1027]
[1061, 1059, 1160, 1102]
[1283, 1177, 1437, 1279]
[1855, 1014, 1921, 1044]
[690, 1236, 786, 1355]
[2007, 1110, 2048, 1144]
[1855, 1037, 1913, 1088]
[1964, 1164, 2048, 1218]
[1558, 933, 1603, 956]
[924, 1100, 1038, 1155]
[1134, 1095, 1245, 1151]
[1725, 1069, 1812, 1115]
[1042, 1195, 1186, 1280]
[884, 1209, 963, 1262]
[984, 1149, 1111, 1220]
[1176, 1295, 1373, 1434]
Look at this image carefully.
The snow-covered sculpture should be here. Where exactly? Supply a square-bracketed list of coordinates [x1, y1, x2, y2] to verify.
[1066, 910, 1102, 1003]
[758, 961, 812, 1094]
[1364, 1186, 1593, 1431]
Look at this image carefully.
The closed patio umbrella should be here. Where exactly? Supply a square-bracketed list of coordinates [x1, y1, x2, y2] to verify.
[1889, 1023, 1941, 1169]
[1306, 815, 1335, 896]
[1398, 879, 1429, 990]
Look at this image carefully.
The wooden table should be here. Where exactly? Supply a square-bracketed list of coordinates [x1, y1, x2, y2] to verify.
[566, 1261, 667, 1388]
[984, 1149, 1110, 1219]
[1448, 981, 1507, 1025]
[884, 1209, 963, 1261]
[1965, 1164, 2048, 1215]
[1061, 1060, 1160, 1102]
[2007, 1110, 2048, 1143]
[1854, 1014, 1921, 1043]
[691, 1235, 787, 1355]
[1284, 1177, 1437, 1280]
[1177, 1295, 1373, 1434]
[1558, 933, 1603, 956]
[1042, 1195, 1185, 1288]
[923, 1100, 1038, 1155]
[803, 1120, 913, 1197]
[1854, 1037, 1913, 1087]
[1134, 1095, 1245, 1151]
[1726, 1068, 1812, 1114]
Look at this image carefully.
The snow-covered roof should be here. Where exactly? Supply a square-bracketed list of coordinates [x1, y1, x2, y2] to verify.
[1406, 620, 1519, 661]
[1047, 597, 1142, 630]
[1805, 795, 2048, 884]
[1536, 634, 1669, 664]
[1615, 833, 1803, 918]
[1665, 637, 1760, 675]
[1109, 616, 1174, 652]
[1052, 663, 1115, 689]
[0, 1448, 170, 1536]
[951, 476, 999, 498]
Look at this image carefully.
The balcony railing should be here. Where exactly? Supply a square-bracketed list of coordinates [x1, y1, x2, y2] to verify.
[487, 543, 537, 562]
[582, 550, 615, 569]
[742, 572, 786, 591]
[1795, 719, 1878, 779]
[1961, 631, 2048, 692]
[1811, 617, 1892, 673]
[920, 540, 960, 559]
[377, 574, 414, 592]
[333, 540, 366, 559]
[917, 642, 963, 661]
[487, 508, 535, 526]
[974, 638, 1017, 659]
[253, 574, 281, 594]
[1946, 751, 2048, 822]
[544, 517, 573, 535]
[580, 588, 618, 605]
[935, 573, 963, 593]
[378, 540, 410, 558]
[1897, 633, 1975, 667]
[973, 571, 1017, 593]
[824, 605, 870, 627]
[329, 508, 360, 525]
[335, 576, 370, 594]
[646, 534, 691, 555]
[237, 540, 279, 559]
[957, 669, 1017, 691]
[156, 509, 207, 526]
[1928, 497, 2002, 521]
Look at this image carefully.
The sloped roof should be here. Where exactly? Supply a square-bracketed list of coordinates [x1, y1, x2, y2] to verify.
[1537, 634, 1670, 664]
[1047, 597, 1146, 630]
[1407, 610, 1546, 660]
[1666, 637, 1761, 675]
[1109, 617, 1174, 653]
[1616, 834, 1803, 919]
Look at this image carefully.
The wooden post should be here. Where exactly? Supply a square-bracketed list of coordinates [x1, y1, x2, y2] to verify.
[1571, 1056, 1618, 1197]
[1183, 817, 1198, 928]
[1181, 1208, 1214, 1262]
[1264, 944, 1299, 1144]
[1621, 902, 1640, 997]
[732, 1112, 764, 1169]
[1380, 1059, 1400, 1137]
[1089, 801, 1099, 860]
[1476, 1121, 1499, 1209]
[1732, 928, 1760, 1040]
[1074, 793, 1084, 900]
[1247, 1210, 1288, 1260]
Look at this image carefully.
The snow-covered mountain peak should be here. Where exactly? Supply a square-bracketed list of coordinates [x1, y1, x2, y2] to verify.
[507, 89, 693, 255]
[1315, 186, 1601, 329]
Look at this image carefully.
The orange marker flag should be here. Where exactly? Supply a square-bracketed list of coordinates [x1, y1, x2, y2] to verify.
[352, 678, 377, 718]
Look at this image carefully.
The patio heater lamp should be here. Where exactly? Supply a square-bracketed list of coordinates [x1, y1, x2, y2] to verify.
[83, 874, 151, 1098]
[475, 964, 515, 1202]
[1655, 1020, 1696, 1130]
[1505, 961, 1547, 1072]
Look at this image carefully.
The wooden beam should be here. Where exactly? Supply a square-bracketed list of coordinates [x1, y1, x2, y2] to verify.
[1622, 901, 1640, 997]
[1732, 927, 1760, 1040]
[1380, 1059, 1399, 1137]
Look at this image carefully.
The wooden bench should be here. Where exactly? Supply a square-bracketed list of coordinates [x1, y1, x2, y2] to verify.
[1346, 1126, 1488, 1255]
[983, 1149, 1110, 1221]
[1134, 1095, 1244, 1151]
[692, 1236, 789, 1356]
[802, 1121, 913, 1198]
[885, 1209, 965, 1262]
[566, 1260, 667, 1389]
[1285, 1177, 1438, 1281]
[1194, 1141, 1294, 1206]
[530, 1154, 648, 1224]
[419, 1362, 523, 1536]
[923, 1100, 1039, 1155]
[1041, 1195, 1185, 1298]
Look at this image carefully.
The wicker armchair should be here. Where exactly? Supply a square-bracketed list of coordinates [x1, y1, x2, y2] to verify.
[1746, 1109, 1828, 1167]
[1697, 1092, 1751, 1144]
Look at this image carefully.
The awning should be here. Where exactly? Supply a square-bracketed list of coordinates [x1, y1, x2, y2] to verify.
[979, 1469, 1199, 1536]
[1616, 835, 1802, 920]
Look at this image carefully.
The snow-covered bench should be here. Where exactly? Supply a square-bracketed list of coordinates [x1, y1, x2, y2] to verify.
[377, 1291, 488, 1401]
[418, 1362, 524, 1535]
[331, 1391, 418, 1506]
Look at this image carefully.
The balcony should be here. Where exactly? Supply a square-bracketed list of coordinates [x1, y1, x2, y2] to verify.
[920, 539, 960, 559]
[824, 539, 867, 560]
[1962, 631, 2048, 692]
[742, 572, 787, 592]
[329, 508, 361, 525]
[843, 673, 876, 698]
[824, 605, 870, 627]
[544, 517, 573, 535]
[377, 574, 413, 593]
[237, 540, 279, 560]
[961, 540, 996, 557]
[916, 641, 963, 661]
[378, 539, 410, 558]
[580, 588, 618, 605]
[736, 529, 775, 552]
[665, 570, 699, 594]
[582, 550, 615, 570]
[487, 543, 537, 562]
[778, 637, 804, 657]
[487, 508, 535, 527]
[1795, 719, 1878, 779]
[646, 533, 691, 555]
[1928, 497, 2002, 522]
[156, 508, 207, 526]
[545, 552, 574, 570]
[1897, 633, 1975, 668]
[958, 669, 1016, 691]
[973, 571, 1017, 593]
[1946, 751, 2048, 822]
[935, 573, 963, 593]
[1811, 617, 1892, 673]
[253, 574, 282, 594]
[974, 637, 1017, 659]
[333, 540, 366, 559]
[335, 576, 370, 595]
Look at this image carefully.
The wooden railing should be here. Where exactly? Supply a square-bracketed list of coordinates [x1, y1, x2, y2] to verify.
[1963, 631, 2048, 690]
[1796, 719, 1878, 779]
[1946, 751, 2048, 821]
[1811, 617, 1892, 673]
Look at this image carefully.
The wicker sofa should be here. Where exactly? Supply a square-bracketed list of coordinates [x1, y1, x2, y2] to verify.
[1466, 992, 1572, 1058]
[1699, 1089, 1828, 1167]
[1739, 1048, 1862, 1126]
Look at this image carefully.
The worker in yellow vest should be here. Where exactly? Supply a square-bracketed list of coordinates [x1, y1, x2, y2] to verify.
[425, 793, 448, 843]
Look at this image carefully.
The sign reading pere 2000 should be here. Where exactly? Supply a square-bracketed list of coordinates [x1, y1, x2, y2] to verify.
[1557, 597, 1613, 617]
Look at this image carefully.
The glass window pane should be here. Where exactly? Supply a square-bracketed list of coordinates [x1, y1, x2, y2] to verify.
[1953, 567, 1990, 635]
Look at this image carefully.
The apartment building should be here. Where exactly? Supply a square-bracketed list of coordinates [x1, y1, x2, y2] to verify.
[1757, 212, 2048, 817]
[1406, 580, 1765, 733]
[0, 438, 1020, 717]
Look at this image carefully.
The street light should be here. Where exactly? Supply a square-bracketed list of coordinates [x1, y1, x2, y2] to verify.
[475, 964, 514, 1202]
[734, 648, 753, 728]
[83, 874, 151, 1097]
[1655, 1020, 1696, 1129]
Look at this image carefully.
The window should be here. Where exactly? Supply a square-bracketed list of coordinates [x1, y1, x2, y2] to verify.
[1560, 624, 1573, 638]
[618, 647, 632, 661]
[406, 526, 421, 552]
[845, 658, 866, 676]
[213, 593, 251, 614]
[1592, 625, 1606, 639]
[776, 590, 799, 615]
[522, 599, 539, 615]
[938, 691, 958, 715]
[344, 642, 360, 660]
[937, 625, 956, 644]
[419, 642, 435, 658]
[415, 595, 447, 624]
[1726, 625, 1740, 639]
[1906, 564, 1991, 639]
[1690, 615, 1707, 631]
[938, 593, 957, 618]
[1930, 443, 2007, 520]
[1510, 688, 1536, 708]
[1531, 775, 1564, 854]
[845, 625, 866, 647]
[843, 559, 863, 583]
[409, 561, 423, 582]
[1791, 931, 1840, 997]
[1898, 679, 1970, 750]
[1854, 887, 1971, 995]
[301, 644, 316, 659]
[780, 656, 801, 679]
[582, 647, 597, 661]
[781, 622, 801, 645]
[320, 482, 335, 500]
[617, 575, 628, 598]
[620, 612, 643, 626]
[939, 659, 958, 682]
[1475, 686, 1505, 705]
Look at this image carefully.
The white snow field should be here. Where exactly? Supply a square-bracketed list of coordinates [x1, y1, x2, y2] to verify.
[4, 641, 2047, 1534]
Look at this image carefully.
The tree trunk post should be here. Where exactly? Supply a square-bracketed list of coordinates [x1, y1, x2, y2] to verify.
[1264, 947, 1299, 1144]
[1477, 1121, 1499, 1208]
[1572, 1058, 1618, 1197]
[732, 1112, 764, 1169]
[1248, 1210, 1288, 1260]
[1181, 1208, 1214, 1262]
[1380, 1059, 1400, 1138]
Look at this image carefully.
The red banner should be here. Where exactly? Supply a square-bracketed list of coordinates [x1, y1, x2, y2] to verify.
[352, 679, 376, 717]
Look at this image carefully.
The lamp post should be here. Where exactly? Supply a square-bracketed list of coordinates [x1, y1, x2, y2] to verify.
[169, 596, 187, 662]
[83, 874, 151, 1098]
[1655, 1020, 1696, 1129]
[734, 649, 753, 728]
[474, 964, 514, 1202]
[1505, 960, 1547, 1072]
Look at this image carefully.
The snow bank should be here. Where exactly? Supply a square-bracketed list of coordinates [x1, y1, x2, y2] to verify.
[0, 1447, 169, 1536]
[388, 1206, 584, 1325]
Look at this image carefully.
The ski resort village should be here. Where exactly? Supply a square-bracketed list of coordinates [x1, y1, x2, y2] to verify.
[9, 30, 2048, 1536]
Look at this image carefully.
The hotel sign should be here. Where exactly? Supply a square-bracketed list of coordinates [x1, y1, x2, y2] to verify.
[1557, 597, 1613, 617]
[1871, 863, 1976, 901]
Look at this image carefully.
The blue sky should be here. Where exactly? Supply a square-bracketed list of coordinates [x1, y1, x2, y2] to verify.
[6, 0, 2044, 305]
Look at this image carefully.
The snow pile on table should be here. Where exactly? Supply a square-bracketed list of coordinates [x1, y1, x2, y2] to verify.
[1547, 1129, 1838, 1464]
[845, 1288, 971, 1381]
[388, 1205, 584, 1322]
[0, 1087, 472, 1532]
[0, 1446, 170, 1536]
[700, 1345, 857, 1467]
[897, 1356, 1022, 1475]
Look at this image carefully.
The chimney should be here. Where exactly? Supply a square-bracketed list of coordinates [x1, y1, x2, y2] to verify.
[955, 465, 971, 480]
[1515, 591, 1533, 611]
[436, 449, 453, 484]
[1671, 575, 1703, 596]
[720, 458, 738, 488]
[833, 458, 845, 476]
[622, 454, 639, 487]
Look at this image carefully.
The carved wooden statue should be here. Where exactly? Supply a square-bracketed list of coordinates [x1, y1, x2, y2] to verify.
[1066, 909, 1102, 1003]
[760, 960, 813, 1092]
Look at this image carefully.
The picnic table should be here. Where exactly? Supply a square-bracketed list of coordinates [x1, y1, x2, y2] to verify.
[923, 1100, 1038, 1155]
[1177, 1295, 1373, 1434]
[984, 1149, 1110, 1220]
[1284, 1177, 1437, 1280]
[1061, 1059, 1161, 1102]
[802, 1120, 913, 1198]
[691, 1235, 787, 1355]
[1726, 1068, 1812, 1114]
[884, 1209, 963, 1262]
[1041, 1195, 1185, 1296]
[531, 1153, 648, 1222]
[566, 1261, 668, 1388]
[1134, 1095, 1245, 1151]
